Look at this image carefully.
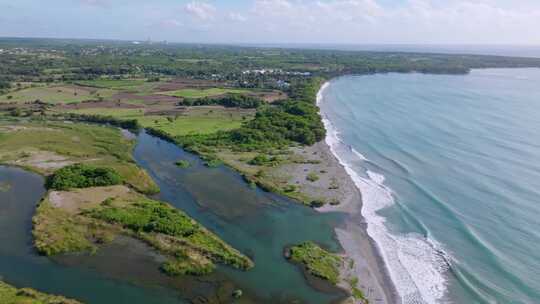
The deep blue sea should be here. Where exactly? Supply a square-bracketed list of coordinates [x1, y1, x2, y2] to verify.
[319, 68, 540, 304]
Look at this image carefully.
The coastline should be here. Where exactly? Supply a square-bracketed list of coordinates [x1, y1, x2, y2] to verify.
[315, 81, 400, 304]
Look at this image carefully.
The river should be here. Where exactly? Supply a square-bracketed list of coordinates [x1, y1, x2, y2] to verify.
[0, 131, 346, 303]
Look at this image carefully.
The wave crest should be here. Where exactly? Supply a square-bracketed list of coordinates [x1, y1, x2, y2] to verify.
[318, 83, 450, 304]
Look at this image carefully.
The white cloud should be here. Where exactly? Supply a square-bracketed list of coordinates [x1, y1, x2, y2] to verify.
[227, 12, 247, 22]
[237, 0, 540, 44]
[79, 0, 110, 8]
[184, 1, 217, 21]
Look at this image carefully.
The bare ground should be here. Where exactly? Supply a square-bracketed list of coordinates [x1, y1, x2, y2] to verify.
[48, 185, 134, 214]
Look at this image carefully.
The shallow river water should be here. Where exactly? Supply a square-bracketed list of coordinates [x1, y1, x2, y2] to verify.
[0, 131, 346, 303]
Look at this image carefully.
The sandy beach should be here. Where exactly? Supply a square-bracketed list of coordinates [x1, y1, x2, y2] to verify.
[315, 82, 400, 304]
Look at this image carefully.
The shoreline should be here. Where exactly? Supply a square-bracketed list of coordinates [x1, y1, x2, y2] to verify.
[315, 81, 400, 304]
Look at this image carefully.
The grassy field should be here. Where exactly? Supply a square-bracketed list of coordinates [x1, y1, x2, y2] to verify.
[0, 85, 116, 104]
[75, 79, 161, 93]
[159, 88, 250, 98]
[0, 281, 82, 304]
[0, 121, 158, 194]
[65, 107, 254, 136]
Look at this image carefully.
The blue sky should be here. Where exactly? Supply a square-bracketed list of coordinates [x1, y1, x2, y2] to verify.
[1, 0, 539, 44]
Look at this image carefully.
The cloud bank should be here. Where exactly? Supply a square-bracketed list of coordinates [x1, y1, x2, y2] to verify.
[1, 0, 539, 44]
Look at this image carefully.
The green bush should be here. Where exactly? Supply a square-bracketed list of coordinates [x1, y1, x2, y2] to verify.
[46, 164, 122, 190]
[248, 154, 280, 167]
[87, 199, 198, 237]
[288, 241, 342, 285]
[306, 172, 320, 182]
[161, 258, 214, 276]
[183, 94, 263, 109]
[175, 160, 191, 168]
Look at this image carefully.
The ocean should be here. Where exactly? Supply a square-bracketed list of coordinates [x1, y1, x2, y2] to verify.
[318, 68, 540, 304]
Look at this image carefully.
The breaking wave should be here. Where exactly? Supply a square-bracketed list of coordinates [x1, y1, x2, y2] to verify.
[318, 83, 451, 304]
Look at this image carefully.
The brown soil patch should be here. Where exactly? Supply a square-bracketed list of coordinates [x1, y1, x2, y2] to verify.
[111, 92, 182, 104]
[9, 150, 75, 171]
[60, 100, 143, 110]
[48, 185, 134, 214]
[247, 90, 288, 103]
[157, 78, 224, 91]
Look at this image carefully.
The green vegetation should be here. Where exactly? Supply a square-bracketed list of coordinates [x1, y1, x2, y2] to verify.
[288, 241, 343, 285]
[201, 154, 223, 168]
[0, 281, 82, 304]
[86, 197, 254, 275]
[33, 189, 253, 276]
[161, 88, 249, 98]
[0, 85, 115, 104]
[63, 107, 254, 136]
[248, 154, 281, 167]
[306, 172, 320, 182]
[0, 121, 158, 194]
[183, 94, 263, 108]
[175, 160, 191, 168]
[46, 164, 122, 191]
[2, 37, 540, 86]
[75, 79, 146, 89]
[33, 199, 97, 256]
[177, 78, 325, 152]
[347, 277, 368, 303]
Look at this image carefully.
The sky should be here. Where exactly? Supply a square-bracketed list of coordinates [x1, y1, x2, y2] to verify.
[1, 0, 540, 45]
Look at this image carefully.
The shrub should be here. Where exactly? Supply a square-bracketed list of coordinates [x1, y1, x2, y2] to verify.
[46, 164, 122, 190]
[182, 94, 263, 109]
[306, 172, 320, 182]
[288, 241, 342, 285]
[175, 160, 191, 168]
[248, 154, 280, 167]
[310, 200, 325, 208]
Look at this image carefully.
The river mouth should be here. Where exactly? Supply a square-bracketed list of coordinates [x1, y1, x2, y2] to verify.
[0, 131, 347, 303]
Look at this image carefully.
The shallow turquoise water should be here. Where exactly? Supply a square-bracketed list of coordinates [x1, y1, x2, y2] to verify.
[319, 69, 540, 304]
[0, 132, 345, 303]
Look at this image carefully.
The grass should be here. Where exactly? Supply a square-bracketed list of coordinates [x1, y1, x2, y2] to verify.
[159, 88, 250, 99]
[347, 277, 368, 303]
[0, 121, 158, 194]
[64, 107, 254, 136]
[0, 281, 82, 304]
[288, 241, 343, 285]
[32, 187, 253, 276]
[75, 79, 147, 90]
[306, 172, 320, 182]
[32, 198, 97, 256]
[75, 79, 162, 94]
[0, 84, 116, 104]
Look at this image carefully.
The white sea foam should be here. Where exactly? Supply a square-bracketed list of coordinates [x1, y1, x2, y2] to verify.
[318, 83, 450, 304]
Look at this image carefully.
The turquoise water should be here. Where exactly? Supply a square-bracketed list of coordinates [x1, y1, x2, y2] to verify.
[0, 132, 346, 303]
[319, 69, 540, 304]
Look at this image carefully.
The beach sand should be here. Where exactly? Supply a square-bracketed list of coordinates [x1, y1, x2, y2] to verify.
[314, 83, 400, 304]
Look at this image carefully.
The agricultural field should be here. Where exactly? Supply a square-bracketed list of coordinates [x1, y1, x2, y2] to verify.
[74, 79, 164, 93]
[159, 88, 250, 98]
[64, 106, 255, 136]
[0, 85, 116, 104]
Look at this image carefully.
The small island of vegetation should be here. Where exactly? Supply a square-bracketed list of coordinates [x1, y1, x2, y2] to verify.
[287, 241, 343, 285]
[0, 281, 82, 304]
